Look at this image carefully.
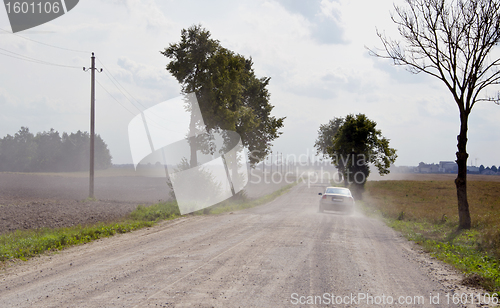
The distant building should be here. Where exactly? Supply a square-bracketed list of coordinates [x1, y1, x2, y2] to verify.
[439, 161, 458, 173]
[467, 166, 480, 173]
[390, 162, 493, 175]
[418, 162, 440, 173]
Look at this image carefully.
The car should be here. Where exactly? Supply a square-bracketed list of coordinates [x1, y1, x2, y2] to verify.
[318, 187, 355, 213]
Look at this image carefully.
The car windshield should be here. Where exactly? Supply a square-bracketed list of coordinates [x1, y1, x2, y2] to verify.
[325, 188, 351, 196]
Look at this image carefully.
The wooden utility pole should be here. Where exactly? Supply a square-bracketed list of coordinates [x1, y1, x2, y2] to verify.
[83, 52, 102, 199]
[270, 151, 273, 175]
[89, 53, 95, 199]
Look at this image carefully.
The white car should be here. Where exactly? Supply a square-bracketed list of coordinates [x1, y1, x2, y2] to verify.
[318, 187, 355, 213]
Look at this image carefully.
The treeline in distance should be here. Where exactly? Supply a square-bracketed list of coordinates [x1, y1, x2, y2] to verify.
[0, 127, 112, 172]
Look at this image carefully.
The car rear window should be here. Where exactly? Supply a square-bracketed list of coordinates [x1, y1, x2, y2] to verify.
[325, 188, 351, 196]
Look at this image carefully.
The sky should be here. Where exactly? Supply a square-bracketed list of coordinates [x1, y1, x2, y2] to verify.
[0, 0, 499, 168]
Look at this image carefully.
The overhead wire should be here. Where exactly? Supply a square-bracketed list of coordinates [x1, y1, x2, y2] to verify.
[0, 29, 185, 133]
[95, 80, 137, 116]
[0, 30, 142, 116]
[0, 27, 91, 53]
[95, 57, 185, 133]
[0, 46, 81, 68]
[96, 58, 149, 111]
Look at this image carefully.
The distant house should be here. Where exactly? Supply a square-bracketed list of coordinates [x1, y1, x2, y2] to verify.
[392, 163, 485, 174]
[467, 166, 480, 173]
[439, 161, 458, 173]
[418, 162, 440, 173]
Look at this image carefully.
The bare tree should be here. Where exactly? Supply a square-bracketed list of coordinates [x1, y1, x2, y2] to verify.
[369, 0, 500, 229]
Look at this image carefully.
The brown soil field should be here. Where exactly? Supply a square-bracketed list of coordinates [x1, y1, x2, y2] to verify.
[0, 170, 172, 234]
[0, 168, 291, 234]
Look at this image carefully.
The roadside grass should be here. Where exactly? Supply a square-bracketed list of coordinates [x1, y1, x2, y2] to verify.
[0, 221, 155, 262]
[361, 180, 500, 292]
[0, 201, 180, 263]
[0, 181, 298, 264]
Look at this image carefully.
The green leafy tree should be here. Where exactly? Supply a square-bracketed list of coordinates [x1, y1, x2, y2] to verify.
[0, 134, 17, 171]
[33, 129, 62, 172]
[13, 127, 36, 172]
[370, 0, 500, 229]
[60, 131, 89, 171]
[60, 131, 112, 172]
[161, 24, 284, 167]
[314, 117, 346, 184]
[94, 134, 112, 170]
[314, 117, 344, 158]
[327, 114, 397, 199]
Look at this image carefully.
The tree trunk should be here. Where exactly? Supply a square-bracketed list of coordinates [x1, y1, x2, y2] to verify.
[455, 112, 471, 230]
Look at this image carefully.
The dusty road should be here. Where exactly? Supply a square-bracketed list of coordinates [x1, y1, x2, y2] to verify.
[0, 182, 485, 307]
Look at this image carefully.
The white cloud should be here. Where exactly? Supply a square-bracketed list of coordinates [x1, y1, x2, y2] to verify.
[117, 57, 170, 89]
[124, 0, 173, 31]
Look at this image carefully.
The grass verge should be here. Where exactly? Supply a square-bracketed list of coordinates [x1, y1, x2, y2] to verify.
[0, 181, 297, 264]
[361, 180, 500, 292]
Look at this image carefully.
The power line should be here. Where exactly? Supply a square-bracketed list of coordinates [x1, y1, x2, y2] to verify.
[0, 27, 87, 68]
[0, 27, 90, 53]
[0, 47, 81, 68]
[0, 29, 185, 134]
[96, 58, 149, 111]
[95, 57, 184, 133]
[97, 78, 185, 135]
[95, 80, 138, 116]
[95, 58, 143, 113]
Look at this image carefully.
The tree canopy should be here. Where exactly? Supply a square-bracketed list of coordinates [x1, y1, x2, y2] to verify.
[0, 127, 112, 172]
[161, 25, 285, 166]
[314, 117, 344, 158]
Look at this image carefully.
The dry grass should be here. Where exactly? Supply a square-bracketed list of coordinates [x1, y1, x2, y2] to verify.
[363, 176, 500, 290]
[364, 177, 500, 258]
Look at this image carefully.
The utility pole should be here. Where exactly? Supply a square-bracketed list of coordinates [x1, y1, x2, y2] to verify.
[279, 152, 281, 174]
[83, 52, 102, 199]
[270, 151, 273, 175]
[276, 152, 279, 174]
[282, 153, 284, 174]
[276, 152, 279, 175]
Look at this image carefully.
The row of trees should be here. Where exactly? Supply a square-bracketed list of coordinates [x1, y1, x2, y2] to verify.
[478, 165, 500, 174]
[315, 114, 397, 199]
[0, 127, 112, 172]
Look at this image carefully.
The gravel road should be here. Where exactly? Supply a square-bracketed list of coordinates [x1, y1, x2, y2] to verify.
[0, 182, 488, 307]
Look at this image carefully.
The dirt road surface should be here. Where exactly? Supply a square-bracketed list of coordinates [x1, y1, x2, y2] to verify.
[0, 182, 487, 307]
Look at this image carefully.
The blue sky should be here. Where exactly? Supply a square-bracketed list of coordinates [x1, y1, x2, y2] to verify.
[0, 0, 499, 167]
